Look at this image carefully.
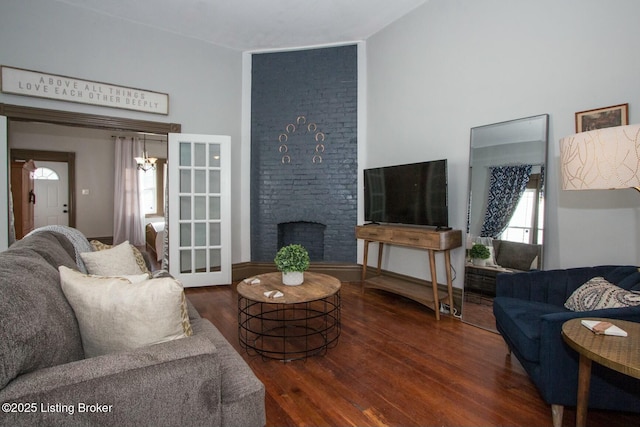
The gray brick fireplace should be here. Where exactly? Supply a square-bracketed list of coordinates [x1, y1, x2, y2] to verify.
[250, 45, 358, 263]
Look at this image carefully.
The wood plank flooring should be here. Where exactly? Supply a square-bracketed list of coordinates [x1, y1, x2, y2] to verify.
[186, 282, 640, 427]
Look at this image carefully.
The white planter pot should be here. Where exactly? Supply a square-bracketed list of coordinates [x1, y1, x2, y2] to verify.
[472, 258, 487, 267]
[282, 271, 304, 286]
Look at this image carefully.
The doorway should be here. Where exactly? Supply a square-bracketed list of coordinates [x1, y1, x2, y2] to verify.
[11, 149, 75, 228]
[1, 103, 181, 246]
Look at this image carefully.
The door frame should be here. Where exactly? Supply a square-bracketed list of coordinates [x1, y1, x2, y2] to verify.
[0, 104, 181, 134]
[11, 149, 75, 227]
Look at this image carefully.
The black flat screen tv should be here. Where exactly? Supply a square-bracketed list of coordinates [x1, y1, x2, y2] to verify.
[364, 159, 448, 227]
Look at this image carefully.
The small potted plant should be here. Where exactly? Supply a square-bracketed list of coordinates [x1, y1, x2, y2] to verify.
[274, 244, 310, 286]
[469, 243, 491, 267]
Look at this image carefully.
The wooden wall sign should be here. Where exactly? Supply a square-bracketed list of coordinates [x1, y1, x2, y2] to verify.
[1, 66, 169, 115]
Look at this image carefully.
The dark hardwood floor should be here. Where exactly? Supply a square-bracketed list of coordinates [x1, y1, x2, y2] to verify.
[186, 282, 640, 427]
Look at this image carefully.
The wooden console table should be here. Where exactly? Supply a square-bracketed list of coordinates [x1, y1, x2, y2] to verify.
[355, 224, 462, 320]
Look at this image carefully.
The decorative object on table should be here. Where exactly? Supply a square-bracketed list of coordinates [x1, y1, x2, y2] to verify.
[263, 290, 284, 299]
[469, 243, 491, 266]
[574, 103, 628, 133]
[274, 244, 310, 286]
[243, 276, 261, 285]
[559, 124, 640, 191]
[580, 319, 628, 336]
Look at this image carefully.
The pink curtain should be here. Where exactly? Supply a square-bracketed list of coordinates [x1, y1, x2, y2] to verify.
[113, 137, 145, 246]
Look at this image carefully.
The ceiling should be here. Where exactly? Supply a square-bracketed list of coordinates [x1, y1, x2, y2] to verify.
[54, 0, 428, 51]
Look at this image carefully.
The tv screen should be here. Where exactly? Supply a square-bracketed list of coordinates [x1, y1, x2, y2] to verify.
[364, 159, 448, 227]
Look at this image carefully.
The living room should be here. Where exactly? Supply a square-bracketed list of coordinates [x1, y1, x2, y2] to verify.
[2, 0, 640, 426]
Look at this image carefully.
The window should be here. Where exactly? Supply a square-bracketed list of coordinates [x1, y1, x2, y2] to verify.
[33, 167, 59, 180]
[140, 159, 166, 216]
[502, 173, 543, 244]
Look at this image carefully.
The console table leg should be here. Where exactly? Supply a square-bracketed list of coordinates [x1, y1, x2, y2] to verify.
[428, 249, 440, 321]
[444, 250, 454, 314]
[361, 240, 370, 282]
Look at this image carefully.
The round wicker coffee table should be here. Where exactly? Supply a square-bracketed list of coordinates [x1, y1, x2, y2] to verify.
[237, 272, 341, 361]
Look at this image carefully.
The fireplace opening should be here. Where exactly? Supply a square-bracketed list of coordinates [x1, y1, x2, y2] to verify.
[277, 221, 326, 262]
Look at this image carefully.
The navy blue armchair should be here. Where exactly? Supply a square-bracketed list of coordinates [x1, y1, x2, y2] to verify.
[493, 265, 640, 427]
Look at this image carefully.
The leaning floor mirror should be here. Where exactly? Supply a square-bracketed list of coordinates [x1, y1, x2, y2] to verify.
[462, 114, 549, 331]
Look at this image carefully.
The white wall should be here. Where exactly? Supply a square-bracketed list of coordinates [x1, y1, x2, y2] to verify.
[365, 0, 640, 287]
[0, 0, 244, 260]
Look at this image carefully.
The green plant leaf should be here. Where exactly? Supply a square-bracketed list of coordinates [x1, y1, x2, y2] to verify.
[274, 244, 310, 272]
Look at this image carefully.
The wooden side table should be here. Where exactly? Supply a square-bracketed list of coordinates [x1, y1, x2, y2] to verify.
[561, 318, 640, 427]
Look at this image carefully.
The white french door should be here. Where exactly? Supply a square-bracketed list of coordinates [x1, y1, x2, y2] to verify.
[168, 133, 231, 287]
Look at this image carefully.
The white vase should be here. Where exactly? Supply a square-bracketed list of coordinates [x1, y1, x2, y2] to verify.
[282, 271, 304, 286]
[472, 258, 487, 267]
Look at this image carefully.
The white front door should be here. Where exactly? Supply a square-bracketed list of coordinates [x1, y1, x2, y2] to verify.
[168, 133, 231, 287]
[33, 161, 69, 228]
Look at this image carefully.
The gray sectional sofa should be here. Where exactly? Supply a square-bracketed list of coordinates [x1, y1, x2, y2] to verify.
[0, 229, 265, 427]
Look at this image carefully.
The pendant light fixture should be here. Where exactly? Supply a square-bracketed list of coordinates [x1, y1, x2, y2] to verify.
[135, 135, 157, 172]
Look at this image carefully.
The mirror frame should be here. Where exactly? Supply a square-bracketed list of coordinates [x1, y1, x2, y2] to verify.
[462, 114, 549, 331]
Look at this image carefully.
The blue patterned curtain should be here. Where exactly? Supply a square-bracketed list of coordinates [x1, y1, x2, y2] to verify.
[480, 165, 532, 238]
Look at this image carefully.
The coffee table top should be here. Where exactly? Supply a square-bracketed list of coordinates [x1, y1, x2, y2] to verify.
[237, 272, 341, 304]
[562, 317, 640, 379]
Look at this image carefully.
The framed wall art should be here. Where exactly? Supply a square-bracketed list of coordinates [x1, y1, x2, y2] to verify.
[575, 103, 628, 132]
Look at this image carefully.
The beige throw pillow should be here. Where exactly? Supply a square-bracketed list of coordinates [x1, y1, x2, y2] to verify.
[59, 266, 192, 358]
[90, 240, 150, 274]
[564, 276, 640, 312]
[80, 241, 144, 276]
[114, 273, 151, 283]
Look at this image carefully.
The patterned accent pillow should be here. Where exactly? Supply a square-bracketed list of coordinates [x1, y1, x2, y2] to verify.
[91, 240, 150, 274]
[90, 240, 111, 251]
[179, 291, 194, 337]
[564, 276, 640, 311]
[59, 266, 192, 358]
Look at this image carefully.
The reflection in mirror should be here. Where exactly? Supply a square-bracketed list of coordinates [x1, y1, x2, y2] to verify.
[463, 114, 549, 331]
